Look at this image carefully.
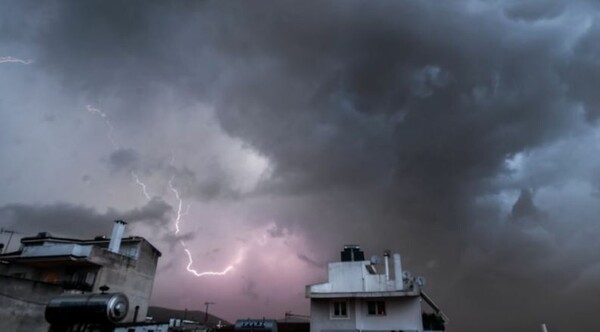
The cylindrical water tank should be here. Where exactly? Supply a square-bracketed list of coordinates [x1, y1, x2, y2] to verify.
[45, 293, 129, 324]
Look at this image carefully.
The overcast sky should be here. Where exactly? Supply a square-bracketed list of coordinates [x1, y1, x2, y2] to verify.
[1, 1, 600, 331]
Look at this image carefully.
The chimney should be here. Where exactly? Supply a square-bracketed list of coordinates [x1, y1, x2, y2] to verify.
[108, 220, 127, 254]
[383, 250, 390, 281]
[393, 253, 403, 290]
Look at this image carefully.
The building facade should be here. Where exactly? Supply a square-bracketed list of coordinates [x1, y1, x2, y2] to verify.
[0, 220, 162, 331]
[306, 245, 445, 332]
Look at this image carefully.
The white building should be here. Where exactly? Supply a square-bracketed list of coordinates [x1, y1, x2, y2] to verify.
[306, 245, 446, 332]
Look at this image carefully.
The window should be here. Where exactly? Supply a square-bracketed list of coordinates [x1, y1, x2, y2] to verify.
[367, 301, 386, 316]
[331, 301, 348, 318]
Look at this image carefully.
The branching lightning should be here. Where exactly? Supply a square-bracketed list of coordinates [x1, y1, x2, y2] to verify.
[87, 105, 241, 277]
[184, 248, 234, 276]
[0, 56, 33, 64]
[132, 171, 151, 200]
[169, 177, 238, 277]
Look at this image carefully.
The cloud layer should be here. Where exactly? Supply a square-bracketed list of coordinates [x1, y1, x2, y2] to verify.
[2, 1, 600, 331]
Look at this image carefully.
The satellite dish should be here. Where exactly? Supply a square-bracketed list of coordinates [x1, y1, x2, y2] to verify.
[370, 255, 380, 265]
[416, 276, 426, 287]
[402, 271, 412, 279]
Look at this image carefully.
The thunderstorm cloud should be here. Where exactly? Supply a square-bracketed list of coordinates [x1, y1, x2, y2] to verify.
[1, 1, 600, 331]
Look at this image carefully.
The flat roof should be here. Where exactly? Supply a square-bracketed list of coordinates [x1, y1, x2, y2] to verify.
[16, 235, 162, 257]
[307, 290, 420, 298]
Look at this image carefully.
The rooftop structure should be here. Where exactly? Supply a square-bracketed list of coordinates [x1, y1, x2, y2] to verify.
[0, 221, 162, 332]
[306, 245, 446, 332]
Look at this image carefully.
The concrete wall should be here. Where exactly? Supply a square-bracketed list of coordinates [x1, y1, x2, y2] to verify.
[90, 241, 160, 322]
[311, 261, 405, 294]
[310, 297, 423, 332]
[355, 297, 423, 332]
[310, 299, 357, 332]
[5, 261, 100, 287]
[0, 238, 160, 327]
[0, 275, 63, 332]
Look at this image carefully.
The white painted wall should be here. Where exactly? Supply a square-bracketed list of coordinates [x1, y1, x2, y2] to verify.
[355, 297, 423, 331]
[310, 299, 356, 332]
[310, 297, 423, 332]
[310, 258, 407, 294]
[309, 252, 425, 332]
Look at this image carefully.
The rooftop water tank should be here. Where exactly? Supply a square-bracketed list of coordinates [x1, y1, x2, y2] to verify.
[45, 293, 129, 324]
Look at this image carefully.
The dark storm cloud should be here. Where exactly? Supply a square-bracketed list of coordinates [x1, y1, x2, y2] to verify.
[161, 231, 196, 251]
[454, 192, 600, 331]
[3, 0, 600, 330]
[560, 18, 600, 121]
[503, 0, 567, 21]
[0, 198, 172, 238]
[296, 253, 324, 269]
[108, 148, 141, 172]
[510, 189, 546, 222]
[169, 164, 235, 201]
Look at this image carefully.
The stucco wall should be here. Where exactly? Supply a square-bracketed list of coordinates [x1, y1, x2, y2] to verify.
[0, 275, 63, 332]
[310, 297, 423, 332]
[91, 241, 159, 322]
[355, 297, 423, 332]
[310, 298, 357, 332]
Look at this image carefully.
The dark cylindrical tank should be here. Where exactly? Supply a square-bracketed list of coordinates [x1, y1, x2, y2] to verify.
[45, 293, 129, 324]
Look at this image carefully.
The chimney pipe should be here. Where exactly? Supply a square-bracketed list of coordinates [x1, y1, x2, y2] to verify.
[393, 253, 403, 290]
[108, 220, 127, 254]
[383, 251, 390, 281]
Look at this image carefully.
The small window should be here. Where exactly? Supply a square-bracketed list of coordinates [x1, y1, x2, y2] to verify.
[367, 301, 386, 316]
[331, 301, 348, 318]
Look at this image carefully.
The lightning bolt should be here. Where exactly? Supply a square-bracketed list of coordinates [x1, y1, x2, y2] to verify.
[132, 171, 151, 200]
[168, 178, 184, 235]
[169, 177, 240, 277]
[87, 105, 241, 277]
[184, 248, 234, 276]
[86, 105, 119, 149]
[0, 56, 33, 64]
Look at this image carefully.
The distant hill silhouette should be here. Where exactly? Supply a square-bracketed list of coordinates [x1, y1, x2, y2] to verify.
[147, 306, 231, 326]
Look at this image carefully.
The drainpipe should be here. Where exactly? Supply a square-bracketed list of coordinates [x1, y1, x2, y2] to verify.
[384, 251, 390, 281]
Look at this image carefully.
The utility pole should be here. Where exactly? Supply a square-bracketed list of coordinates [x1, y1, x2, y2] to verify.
[204, 302, 215, 325]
